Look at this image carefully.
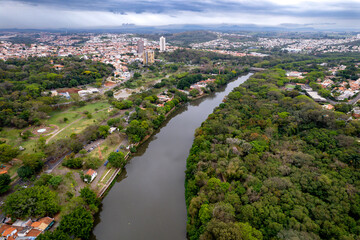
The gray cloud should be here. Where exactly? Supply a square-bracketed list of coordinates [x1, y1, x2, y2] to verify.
[1, 0, 360, 29]
[8, 0, 360, 17]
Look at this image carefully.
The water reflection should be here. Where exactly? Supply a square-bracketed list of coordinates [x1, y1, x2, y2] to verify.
[91, 74, 252, 240]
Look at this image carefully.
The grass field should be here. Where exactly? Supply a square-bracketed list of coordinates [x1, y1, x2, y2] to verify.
[0, 100, 112, 155]
[0, 128, 22, 146]
[45, 101, 112, 144]
[46, 101, 111, 127]
[47, 109, 110, 143]
[98, 168, 116, 185]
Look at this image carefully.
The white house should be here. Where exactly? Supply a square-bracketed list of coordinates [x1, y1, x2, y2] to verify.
[85, 169, 97, 183]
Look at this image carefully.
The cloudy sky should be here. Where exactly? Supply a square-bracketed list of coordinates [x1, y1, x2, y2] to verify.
[1, 0, 360, 29]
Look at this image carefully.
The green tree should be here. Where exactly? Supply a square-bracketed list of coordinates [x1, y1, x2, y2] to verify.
[37, 230, 72, 240]
[98, 125, 110, 138]
[17, 166, 34, 179]
[190, 88, 200, 97]
[22, 152, 45, 172]
[0, 174, 11, 193]
[318, 89, 331, 98]
[108, 152, 126, 168]
[84, 157, 102, 169]
[133, 72, 142, 79]
[80, 187, 98, 206]
[58, 207, 93, 239]
[62, 157, 83, 169]
[48, 175, 63, 190]
[335, 103, 352, 113]
[2, 186, 60, 219]
[0, 144, 19, 163]
[105, 90, 114, 98]
[126, 120, 147, 142]
[107, 117, 121, 127]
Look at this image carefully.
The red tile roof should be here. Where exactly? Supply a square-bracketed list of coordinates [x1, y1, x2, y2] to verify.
[0, 224, 11, 234]
[26, 229, 42, 237]
[86, 169, 96, 176]
[2, 227, 16, 236]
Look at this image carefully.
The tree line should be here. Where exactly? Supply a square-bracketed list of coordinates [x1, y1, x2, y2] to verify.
[185, 68, 360, 239]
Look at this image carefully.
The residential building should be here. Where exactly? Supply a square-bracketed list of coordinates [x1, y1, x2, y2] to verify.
[353, 107, 360, 118]
[31, 217, 54, 232]
[143, 50, 154, 65]
[58, 92, 70, 99]
[337, 89, 356, 101]
[160, 36, 166, 52]
[52, 64, 64, 70]
[85, 169, 97, 183]
[321, 79, 334, 88]
[322, 104, 334, 110]
[137, 40, 144, 55]
[78, 88, 100, 99]
[0, 216, 55, 239]
[286, 71, 303, 78]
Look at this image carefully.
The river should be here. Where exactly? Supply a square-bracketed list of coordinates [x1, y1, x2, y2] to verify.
[91, 73, 252, 240]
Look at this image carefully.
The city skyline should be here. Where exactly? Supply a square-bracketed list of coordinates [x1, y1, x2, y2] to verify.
[0, 0, 360, 30]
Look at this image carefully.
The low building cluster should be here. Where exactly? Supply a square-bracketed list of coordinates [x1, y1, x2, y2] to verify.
[287, 63, 360, 102]
[189, 78, 216, 95]
[190, 31, 360, 54]
[0, 217, 54, 240]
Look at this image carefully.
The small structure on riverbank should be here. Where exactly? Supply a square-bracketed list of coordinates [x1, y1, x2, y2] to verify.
[85, 169, 97, 183]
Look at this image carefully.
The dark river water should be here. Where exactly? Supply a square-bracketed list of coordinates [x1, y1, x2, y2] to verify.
[91, 73, 252, 240]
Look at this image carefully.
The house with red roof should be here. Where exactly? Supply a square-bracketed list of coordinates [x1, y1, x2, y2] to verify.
[85, 169, 97, 183]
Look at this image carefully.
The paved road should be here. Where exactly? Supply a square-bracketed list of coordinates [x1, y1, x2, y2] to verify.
[326, 93, 360, 105]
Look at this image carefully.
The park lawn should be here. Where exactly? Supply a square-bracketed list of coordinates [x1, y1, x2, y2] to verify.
[0, 128, 41, 156]
[134, 75, 163, 88]
[18, 139, 40, 156]
[285, 84, 296, 89]
[46, 101, 111, 128]
[46, 101, 111, 143]
[74, 101, 111, 113]
[98, 168, 116, 185]
[0, 128, 22, 146]
[46, 111, 82, 129]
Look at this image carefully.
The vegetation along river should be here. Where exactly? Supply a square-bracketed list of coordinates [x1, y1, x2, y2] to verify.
[91, 73, 252, 240]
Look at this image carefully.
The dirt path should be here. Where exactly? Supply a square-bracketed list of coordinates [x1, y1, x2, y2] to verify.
[46, 117, 84, 144]
[46, 107, 109, 144]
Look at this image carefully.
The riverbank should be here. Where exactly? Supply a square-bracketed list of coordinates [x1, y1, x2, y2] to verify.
[91, 73, 253, 240]
[94, 71, 249, 200]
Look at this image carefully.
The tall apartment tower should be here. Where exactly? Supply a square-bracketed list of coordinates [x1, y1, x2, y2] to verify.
[159, 36, 166, 52]
[137, 40, 144, 55]
[143, 50, 154, 65]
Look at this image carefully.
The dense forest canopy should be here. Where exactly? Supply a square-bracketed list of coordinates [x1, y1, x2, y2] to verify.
[185, 69, 360, 239]
[0, 56, 113, 92]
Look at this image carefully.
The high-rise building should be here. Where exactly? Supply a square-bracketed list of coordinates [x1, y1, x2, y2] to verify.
[160, 36, 166, 52]
[143, 50, 154, 65]
[137, 40, 144, 55]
